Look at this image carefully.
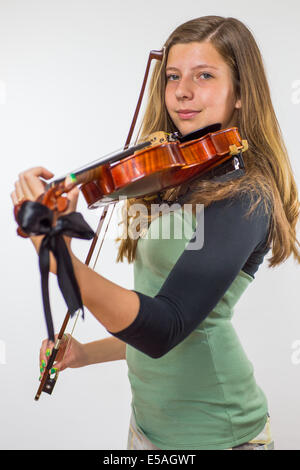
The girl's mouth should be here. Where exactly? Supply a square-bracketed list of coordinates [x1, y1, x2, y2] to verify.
[177, 110, 201, 120]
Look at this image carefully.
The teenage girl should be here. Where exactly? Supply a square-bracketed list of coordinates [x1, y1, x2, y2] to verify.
[11, 16, 300, 450]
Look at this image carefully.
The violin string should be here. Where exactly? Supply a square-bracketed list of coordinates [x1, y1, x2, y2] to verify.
[51, 148, 125, 184]
[50, 142, 148, 186]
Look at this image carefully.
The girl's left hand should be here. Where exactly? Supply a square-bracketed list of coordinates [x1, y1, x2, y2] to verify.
[11, 167, 80, 274]
[10, 166, 79, 213]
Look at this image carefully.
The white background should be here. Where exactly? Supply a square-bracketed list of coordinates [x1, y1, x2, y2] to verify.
[0, 0, 299, 450]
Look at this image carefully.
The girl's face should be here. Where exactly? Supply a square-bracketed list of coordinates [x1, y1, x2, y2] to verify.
[165, 42, 241, 136]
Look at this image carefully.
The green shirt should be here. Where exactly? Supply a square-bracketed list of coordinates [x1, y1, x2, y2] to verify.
[126, 209, 268, 450]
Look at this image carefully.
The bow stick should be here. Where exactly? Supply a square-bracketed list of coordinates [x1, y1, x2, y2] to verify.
[35, 48, 165, 400]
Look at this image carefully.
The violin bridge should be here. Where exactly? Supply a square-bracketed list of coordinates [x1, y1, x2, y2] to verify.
[147, 131, 169, 146]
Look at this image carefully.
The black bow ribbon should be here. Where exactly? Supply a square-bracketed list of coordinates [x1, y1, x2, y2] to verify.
[16, 201, 95, 341]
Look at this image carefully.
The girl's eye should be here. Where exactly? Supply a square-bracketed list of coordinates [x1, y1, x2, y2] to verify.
[166, 74, 179, 81]
[166, 72, 213, 81]
[198, 72, 213, 80]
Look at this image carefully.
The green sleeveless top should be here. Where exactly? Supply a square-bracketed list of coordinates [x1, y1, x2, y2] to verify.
[126, 209, 268, 450]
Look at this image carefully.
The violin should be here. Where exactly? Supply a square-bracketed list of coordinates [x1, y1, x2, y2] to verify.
[62, 123, 248, 209]
[13, 48, 248, 400]
[14, 123, 248, 231]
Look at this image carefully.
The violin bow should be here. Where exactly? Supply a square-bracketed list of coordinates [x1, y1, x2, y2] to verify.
[35, 48, 165, 400]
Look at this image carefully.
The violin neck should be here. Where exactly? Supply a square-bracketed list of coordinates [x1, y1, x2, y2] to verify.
[45, 140, 152, 190]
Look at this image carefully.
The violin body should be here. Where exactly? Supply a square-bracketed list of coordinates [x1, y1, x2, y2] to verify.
[80, 126, 248, 208]
[80, 139, 186, 208]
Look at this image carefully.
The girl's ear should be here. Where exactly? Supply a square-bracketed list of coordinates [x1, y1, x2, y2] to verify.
[235, 98, 242, 109]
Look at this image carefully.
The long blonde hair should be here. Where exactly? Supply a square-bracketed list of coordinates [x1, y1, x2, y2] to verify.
[116, 16, 300, 268]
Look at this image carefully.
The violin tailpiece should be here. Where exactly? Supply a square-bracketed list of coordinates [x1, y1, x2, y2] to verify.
[208, 151, 245, 182]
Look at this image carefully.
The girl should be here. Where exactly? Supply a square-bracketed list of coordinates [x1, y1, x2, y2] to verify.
[11, 16, 300, 450]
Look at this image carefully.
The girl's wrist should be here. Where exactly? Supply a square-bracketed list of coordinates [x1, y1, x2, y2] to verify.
[77, 342, 91, 367]
[81, 341, 102, 366]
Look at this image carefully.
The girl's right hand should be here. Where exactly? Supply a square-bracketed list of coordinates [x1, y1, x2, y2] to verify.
[39, 334, 87, 377]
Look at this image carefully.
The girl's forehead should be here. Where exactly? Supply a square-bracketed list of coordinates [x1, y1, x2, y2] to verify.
[166, 42, 226, 70]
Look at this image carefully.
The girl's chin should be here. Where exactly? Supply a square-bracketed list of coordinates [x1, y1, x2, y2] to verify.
[178, 119, 230, 136]
[178, 122, 207, 136]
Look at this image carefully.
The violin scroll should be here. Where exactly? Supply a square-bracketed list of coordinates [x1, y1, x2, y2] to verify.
[13, 182, 71, 238]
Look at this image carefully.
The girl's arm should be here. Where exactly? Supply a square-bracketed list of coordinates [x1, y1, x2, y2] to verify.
[12, 167, 272, 361]
[12, 167, 140, 336]
[40, 335, 127, 375]
[70, 254, 140, 334]
[83, 336, 127, 365]
[30, 234, 140, 334]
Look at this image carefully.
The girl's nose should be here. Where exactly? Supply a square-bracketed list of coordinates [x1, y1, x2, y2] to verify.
[175, 77, 194, 100]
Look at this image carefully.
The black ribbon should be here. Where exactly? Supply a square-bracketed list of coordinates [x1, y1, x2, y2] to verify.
[16, 201, 95, 341]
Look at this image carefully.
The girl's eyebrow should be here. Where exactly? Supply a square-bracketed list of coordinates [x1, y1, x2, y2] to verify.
[166, 64, 219, 71]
